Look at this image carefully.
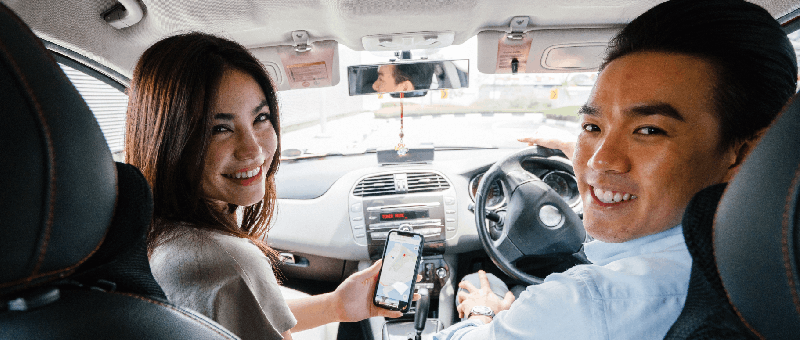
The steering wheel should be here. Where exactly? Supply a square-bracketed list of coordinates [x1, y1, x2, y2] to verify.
[474, 146, 586, 285]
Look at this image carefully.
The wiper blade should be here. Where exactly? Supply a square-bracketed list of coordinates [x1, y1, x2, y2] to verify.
[433, 145, 499, 151]
[281, 148, 379, 160]
[281, 152, 343, 160]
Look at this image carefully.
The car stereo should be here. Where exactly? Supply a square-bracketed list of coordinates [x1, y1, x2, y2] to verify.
[348, 171, 457, 259]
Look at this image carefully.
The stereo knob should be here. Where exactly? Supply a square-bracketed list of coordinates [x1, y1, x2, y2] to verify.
[435, 267, 448, 279]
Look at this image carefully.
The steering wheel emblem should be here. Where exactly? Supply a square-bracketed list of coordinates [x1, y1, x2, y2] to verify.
[539, 204, 564, 228]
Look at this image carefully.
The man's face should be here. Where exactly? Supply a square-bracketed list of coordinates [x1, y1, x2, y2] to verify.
[575, 52, 738, 243]
[373, 65, 405, 93]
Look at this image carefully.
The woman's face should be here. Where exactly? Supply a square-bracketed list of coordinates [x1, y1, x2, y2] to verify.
[200, 68, 277, 207]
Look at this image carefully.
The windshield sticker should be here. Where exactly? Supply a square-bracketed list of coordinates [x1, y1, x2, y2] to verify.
[496, 35, 532, 73]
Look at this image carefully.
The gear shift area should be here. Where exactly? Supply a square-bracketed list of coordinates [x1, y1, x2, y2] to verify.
[382, 256, 450, 340]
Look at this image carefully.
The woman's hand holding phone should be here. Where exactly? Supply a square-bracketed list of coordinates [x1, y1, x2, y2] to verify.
[331, 260, 421, 321]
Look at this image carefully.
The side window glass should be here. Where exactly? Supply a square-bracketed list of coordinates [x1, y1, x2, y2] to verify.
[789, 31, 800, 91]
[58, 63, 128, 161]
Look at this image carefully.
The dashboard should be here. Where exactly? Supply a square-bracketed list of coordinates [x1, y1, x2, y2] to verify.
[268, 148, 580, 262]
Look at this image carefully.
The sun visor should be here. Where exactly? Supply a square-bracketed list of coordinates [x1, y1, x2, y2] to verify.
[477, 28, 620, 74]
[249, 32, 339, 91]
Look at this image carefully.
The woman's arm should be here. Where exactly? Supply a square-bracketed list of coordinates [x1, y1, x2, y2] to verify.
[286, 260, 407, 332]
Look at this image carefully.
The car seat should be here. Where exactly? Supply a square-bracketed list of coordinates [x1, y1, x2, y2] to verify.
[0, 3, 238, 339]
[665, 93, 800, 339]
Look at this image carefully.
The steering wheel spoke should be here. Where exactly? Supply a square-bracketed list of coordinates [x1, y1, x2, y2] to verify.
[493, 236, 524, 263]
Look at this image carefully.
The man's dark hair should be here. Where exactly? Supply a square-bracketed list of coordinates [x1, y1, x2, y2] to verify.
[602, 0, 797, 150]
[393, 63, 435, 90]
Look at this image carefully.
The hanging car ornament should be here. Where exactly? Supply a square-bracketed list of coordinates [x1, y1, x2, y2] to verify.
[395, 92, 408, 156]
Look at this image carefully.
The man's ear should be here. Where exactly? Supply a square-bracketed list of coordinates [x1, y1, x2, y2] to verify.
[722, 130, 765, 182]
[396, 80, 415, 92]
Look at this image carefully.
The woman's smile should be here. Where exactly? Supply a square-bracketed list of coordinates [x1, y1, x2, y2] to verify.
[222, 164, 264, 186]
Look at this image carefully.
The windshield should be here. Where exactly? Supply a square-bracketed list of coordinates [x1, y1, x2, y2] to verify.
[279, 36, 594, 158]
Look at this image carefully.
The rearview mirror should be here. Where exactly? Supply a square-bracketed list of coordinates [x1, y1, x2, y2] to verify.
[347, 59, 469, 97]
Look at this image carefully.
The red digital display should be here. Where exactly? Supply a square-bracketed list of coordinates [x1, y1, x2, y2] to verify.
[381, 213, 407, 220]
[380, 211, 428, 221]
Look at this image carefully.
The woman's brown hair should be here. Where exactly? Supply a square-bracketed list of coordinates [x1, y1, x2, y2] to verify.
[125, 32, 281, 260]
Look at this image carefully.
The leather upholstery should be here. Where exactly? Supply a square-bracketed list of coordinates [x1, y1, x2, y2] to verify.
[0, 1, 115, 296]
[69, 162, 168, 302]
[714, 93, 800, 338]
[664, 184, 757, 339]
[0, 3, 238, 339]
[1, 289, 235, 339]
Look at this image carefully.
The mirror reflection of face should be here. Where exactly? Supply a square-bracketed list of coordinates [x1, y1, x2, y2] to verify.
[200, 68, 277, 207]
[574, 52, 739, 243]
[372, 64, 413, 93]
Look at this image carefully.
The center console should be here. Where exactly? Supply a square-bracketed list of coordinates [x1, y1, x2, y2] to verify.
[348, 170, 458, 259]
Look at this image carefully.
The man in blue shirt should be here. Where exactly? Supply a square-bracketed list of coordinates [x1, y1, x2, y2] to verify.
[436, 0, 798, 338]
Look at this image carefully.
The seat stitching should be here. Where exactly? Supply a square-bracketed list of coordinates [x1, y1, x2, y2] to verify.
[110, 291, 238, 339]
[781, 164, 800, 317]
[0, 5, 107, 288]
[712, 183, 764, 339]
[0, 19, 56, 278]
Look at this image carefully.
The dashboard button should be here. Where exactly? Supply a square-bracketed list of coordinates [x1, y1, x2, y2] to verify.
[352, 216, 364, 221]
[446, 217, 456, 223]
[446, 210, 455, 214]
[371, 231, 388, 239]
[350, 203, 362, 212]
[445, 197, 455, 205]
[352, 223, 365, 230]
[354, 231, 366, 238]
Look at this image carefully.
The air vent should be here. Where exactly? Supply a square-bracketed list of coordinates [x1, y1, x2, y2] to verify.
[353, 174, 395, 197]
[353, 172, 450, 197]
[407, 172, 450, 193]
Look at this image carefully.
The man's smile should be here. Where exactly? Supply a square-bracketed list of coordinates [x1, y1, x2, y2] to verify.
[589, 185, 638, 206]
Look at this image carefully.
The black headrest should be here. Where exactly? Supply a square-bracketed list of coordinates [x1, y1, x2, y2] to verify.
[714, 93, 800, 338]
[0, 4, 116, 296]
[665, 183, 758, 339]
[69, 162, 167, 301]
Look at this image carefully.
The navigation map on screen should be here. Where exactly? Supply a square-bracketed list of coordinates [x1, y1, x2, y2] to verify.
[374, 233, 421, 309]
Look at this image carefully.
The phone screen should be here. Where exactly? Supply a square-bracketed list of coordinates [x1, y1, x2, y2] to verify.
[374, 231, 423, 312]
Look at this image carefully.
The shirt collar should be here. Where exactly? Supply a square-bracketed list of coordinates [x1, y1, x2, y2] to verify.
[583, 225, 685, 266]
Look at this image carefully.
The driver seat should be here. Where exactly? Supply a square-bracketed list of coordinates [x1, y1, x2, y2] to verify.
[0, 4, 238, 338]
[665, 92, 800, 338]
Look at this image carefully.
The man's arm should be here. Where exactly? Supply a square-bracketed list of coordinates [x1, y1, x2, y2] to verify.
[434, 269, 600, 340]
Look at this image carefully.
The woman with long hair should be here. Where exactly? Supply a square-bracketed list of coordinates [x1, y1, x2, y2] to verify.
[126, 32, 403, 340]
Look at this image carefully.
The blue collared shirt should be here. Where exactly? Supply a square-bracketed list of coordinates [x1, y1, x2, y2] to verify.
[433, 225, 691, 340]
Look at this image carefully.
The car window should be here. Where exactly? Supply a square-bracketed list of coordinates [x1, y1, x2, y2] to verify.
[788, 30, 800, 91]
[59, 63, 128, 161]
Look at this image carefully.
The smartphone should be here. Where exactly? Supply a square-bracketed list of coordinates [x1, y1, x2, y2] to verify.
[373, 230, 424, 312]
